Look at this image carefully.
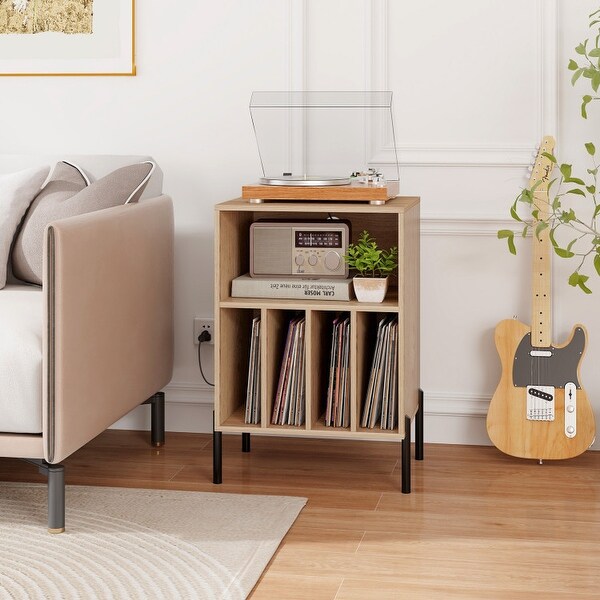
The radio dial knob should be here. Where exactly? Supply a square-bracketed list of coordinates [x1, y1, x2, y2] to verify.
[308, 254, 318, 266]
[295, 254, 304, 266]
[324, 251, 341, 271]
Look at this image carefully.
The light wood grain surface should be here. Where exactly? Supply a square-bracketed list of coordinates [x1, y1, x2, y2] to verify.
[2, 431, 599, 598]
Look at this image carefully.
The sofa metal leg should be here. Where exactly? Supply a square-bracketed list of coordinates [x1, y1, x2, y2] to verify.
[23, 459, 66, 533]
[145, 392, 165, 447]
[46, 463, 65, 534]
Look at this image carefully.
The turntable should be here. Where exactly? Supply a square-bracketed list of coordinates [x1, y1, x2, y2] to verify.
[243, 91, 400, 205]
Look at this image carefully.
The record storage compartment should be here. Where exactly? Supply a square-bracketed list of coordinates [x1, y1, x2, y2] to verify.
[214, 197, 421, 486]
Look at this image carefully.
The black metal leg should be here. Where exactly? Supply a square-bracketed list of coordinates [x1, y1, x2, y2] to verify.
[146, 392, 165, 447]
[47, 463, 65, 533]
[401, 415, 411, 494]
[242, 433, 251, 453]
[415, 388, 424, 461]
[213, 411, 222, 484]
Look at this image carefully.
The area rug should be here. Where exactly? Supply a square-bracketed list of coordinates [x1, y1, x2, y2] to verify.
[0, 484, 306, 599]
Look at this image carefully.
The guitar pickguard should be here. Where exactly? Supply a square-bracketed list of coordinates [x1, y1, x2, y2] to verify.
[512, 327, 585, 389]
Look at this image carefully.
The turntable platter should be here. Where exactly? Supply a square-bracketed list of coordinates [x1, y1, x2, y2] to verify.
[259, 176, 351, 187]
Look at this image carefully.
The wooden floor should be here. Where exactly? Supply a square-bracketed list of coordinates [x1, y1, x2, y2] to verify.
[1, 431, 600, 599]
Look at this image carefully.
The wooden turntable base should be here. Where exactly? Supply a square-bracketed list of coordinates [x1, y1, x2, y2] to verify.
[241, 180, 399, 204]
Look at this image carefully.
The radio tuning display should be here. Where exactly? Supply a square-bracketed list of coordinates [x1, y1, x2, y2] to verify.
[295, 231, 342, 248]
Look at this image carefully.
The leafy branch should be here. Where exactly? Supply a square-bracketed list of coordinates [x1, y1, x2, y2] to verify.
[569, 8, 600, 118]
[499, 143, 600, 293]
[499, 7, 600, 293]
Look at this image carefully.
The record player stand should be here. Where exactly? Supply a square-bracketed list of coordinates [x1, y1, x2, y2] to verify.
[212, 197, 421, 492]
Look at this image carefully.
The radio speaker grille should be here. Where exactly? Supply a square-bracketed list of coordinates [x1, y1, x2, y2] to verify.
[252, 227, 291, 275]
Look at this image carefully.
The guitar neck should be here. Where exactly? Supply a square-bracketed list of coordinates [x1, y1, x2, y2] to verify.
[532, 190, 552, 347]
[530, 136, 554, 348]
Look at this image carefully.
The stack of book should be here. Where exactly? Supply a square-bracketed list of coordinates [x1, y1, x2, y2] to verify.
[244, 316, 261, 424]
[361, 316, 398, 430]
[232, 274, 353, 301]
[271, 316, 306, 426]
[325, 316, 350, 428]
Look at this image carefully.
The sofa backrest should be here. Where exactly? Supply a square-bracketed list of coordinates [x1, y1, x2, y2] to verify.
[0, 155, 163, 200]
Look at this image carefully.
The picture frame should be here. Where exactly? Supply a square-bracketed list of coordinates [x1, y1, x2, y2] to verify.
[0, 0, 135, 76]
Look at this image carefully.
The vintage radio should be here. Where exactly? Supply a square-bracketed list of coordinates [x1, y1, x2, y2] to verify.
[250, 220, 350, 278]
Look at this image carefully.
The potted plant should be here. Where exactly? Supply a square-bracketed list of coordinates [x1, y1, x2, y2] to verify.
[499, 7, 600, 293]
[343, 230, 398, 302]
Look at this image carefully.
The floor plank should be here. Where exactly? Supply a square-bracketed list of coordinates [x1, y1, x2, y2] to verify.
[1, 432, 600, 598]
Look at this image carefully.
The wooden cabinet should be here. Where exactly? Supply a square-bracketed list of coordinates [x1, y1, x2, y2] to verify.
[213, 197, 422, 489]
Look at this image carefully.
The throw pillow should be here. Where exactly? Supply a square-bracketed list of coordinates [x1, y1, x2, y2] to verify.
[0, 166, 50, 290]
[12, 161, 155, 285]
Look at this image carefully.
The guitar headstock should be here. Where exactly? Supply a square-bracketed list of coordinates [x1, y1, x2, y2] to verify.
[528, 135, 556, 190]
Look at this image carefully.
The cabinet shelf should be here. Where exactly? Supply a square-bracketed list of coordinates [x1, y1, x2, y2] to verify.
[214, 197, 419, 449]
[219, 292, 400, 312]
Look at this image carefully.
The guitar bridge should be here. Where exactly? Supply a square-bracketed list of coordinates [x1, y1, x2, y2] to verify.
[526, 385, 555, 421]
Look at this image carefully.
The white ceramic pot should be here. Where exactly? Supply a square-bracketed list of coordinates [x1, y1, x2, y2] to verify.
[352, 276, 389, 303]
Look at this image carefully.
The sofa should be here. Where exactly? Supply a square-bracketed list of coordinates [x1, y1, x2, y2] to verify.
[0, 155, 174, 532]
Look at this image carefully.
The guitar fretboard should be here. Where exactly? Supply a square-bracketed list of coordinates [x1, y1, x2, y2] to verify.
[530, 139, 554, 348]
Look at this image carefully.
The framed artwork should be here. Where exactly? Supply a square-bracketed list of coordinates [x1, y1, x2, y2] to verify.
[0, 0, 135, 76]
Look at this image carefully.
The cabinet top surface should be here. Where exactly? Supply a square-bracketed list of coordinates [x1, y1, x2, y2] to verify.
[215, 196, 420, 213]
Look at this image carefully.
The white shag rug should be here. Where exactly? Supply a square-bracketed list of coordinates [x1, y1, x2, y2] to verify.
[0, 484, 306, 600]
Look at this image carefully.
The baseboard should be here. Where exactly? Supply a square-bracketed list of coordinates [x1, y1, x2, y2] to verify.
[110, 385, 598, 450]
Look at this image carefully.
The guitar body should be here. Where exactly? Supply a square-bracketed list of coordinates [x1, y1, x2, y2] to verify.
[487, 319, 595, 460]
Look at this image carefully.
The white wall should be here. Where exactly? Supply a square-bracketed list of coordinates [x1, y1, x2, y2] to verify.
[4, 1, 599, 447]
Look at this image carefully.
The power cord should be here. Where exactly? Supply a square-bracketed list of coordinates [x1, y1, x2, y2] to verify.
[197, 331, 214, 387]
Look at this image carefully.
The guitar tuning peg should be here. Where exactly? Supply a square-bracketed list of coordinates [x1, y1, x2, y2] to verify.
[527, 165, 534, 173]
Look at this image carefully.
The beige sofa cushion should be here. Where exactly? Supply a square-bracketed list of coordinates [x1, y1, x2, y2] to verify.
[12, 161, 155, 285]
[0, 285, 43, 434]
[0, 166, 49, 289]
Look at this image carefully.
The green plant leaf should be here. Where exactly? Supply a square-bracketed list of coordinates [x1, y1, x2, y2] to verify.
[586, 185, 596, 194]
[498, 230, 516, 255]
[566, 188, 587, 196]
[572, 68, 584, 85]
[541, 152, 557, 163]
[535, 221, 549, 239]
[561, 208, 577, 223]
[521, 224, 529, 238]
[554, 247, 575, 258]
[588, 167, 599, 176]
[559, 163, 573, 179]
[510, 203, 523, 222]
[582, 95, 593, 118]
[589, 48, 600, 57]
[594, 204, 600, 219]
[569, 272, 592, 294]
[593, 71, 600, 92]
[585, 142, 596, 156]
[595, 253, 600, 276]
[568, 58, 579, 70]
[576, 40, 588, 55]
[565, 177, 586, 185]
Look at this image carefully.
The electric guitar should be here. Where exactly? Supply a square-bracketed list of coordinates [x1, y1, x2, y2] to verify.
[486, 136, 596, 460]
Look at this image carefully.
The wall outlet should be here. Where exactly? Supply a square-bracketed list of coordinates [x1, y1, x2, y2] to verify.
[194, 318, 214, 345]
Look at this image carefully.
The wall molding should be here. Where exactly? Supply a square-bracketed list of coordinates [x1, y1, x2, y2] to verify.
[424, 391, 489, 418]
[163, 382, 214, 405]
[370, 0, 558, 167]
[420, 215, 516, 236]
